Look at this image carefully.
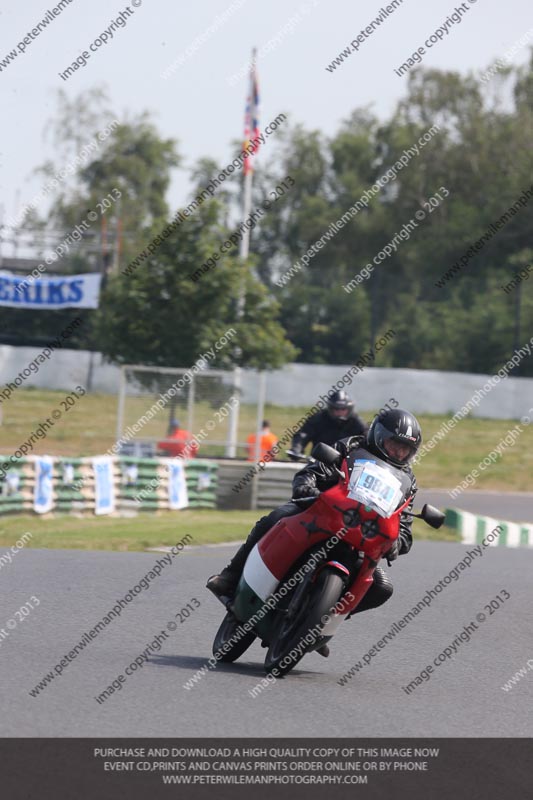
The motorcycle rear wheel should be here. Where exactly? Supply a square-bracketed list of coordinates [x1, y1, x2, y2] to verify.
[264, 569, 344, 678]
[212, 611, 256, 663]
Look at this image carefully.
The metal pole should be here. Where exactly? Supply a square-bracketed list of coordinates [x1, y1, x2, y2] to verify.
[116, 366, 127, 442]
[238, 170, 253, 273]
[250, 370, 267, 510]
[86, 350, 95, 393]
[187, 374, 195, 434]
[226, 52, 256, 457]
[113, 194, 122, 272]
[513, 279, 521, 373]
[226, 366, 241, 457]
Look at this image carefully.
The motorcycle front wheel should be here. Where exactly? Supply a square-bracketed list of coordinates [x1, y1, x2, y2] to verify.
[212, 611, 256, 663]
[264, 569, 344, 678]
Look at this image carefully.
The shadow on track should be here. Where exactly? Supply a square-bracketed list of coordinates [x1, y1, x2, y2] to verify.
[148, 653, 317, 679]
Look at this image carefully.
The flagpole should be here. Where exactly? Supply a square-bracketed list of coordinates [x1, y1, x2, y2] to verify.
[238, 167, 253, 263]
[226, 47, 257, 458]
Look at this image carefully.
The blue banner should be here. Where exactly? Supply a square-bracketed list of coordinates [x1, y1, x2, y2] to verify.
[167, 460, 189, 510]
[34, 457, 54, 514]
[0, 272, 101, 309]
[92, 457, 115, 515]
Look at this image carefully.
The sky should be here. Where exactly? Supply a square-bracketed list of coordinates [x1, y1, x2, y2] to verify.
[1, 0, 532, 253]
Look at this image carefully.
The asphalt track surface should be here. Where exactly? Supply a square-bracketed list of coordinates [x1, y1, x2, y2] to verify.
[1, 535, 532, 737]
[418, 489, 533, 523]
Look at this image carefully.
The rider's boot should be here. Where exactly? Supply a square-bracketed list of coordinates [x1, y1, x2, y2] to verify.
[206, 541, 251, 598]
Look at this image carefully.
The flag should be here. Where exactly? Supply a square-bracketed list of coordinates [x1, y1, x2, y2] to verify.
[243, 49, 260, 175]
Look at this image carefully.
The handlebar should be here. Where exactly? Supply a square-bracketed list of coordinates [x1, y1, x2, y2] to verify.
[285, 449, 311, 463]
[290, 495, 317, 504]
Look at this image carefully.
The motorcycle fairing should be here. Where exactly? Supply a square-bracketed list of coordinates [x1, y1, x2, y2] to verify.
[232, 446, 413, 634]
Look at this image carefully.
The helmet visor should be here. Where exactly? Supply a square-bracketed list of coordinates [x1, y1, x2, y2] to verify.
[329, 407, 350, 419]
[374, 423, 417, 465]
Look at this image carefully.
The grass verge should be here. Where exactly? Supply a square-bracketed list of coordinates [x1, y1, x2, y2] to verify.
[0, 510, 458, 552]
[0, 389, 531, 490]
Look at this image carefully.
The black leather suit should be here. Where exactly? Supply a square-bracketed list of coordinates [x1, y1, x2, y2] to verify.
[291, 410, 368, 454]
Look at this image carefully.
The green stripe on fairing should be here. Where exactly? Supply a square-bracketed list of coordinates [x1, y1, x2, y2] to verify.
[520, 526, 530, 546]
[232, 576, 277, 641]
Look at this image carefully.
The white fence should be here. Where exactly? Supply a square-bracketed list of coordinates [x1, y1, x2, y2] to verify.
[116, 364, 267, 459]
[1, 344, 532, 420]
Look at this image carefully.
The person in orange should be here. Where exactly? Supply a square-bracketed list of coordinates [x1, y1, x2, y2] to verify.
[157, 419, 199, 459]
[246, 420, 278, 462]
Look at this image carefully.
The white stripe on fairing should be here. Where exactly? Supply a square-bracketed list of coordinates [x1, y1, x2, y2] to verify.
[321, 613, 347, 637]
[243, 544, 279, 601]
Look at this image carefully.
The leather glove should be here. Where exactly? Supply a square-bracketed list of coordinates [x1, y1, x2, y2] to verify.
[293, 485, 320, 500]
[384, 539, 399, 565]
[334, 436, 358, 460]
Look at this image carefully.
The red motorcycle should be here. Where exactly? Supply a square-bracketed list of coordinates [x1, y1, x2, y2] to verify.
[211, 442, 445, 677]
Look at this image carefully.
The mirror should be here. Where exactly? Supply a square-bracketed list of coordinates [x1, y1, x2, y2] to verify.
[311, 442, 341, 466]
[420, 503, 446, 529]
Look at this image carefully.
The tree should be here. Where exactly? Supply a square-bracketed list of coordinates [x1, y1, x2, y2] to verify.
[248, 55, 533, 372]
[3, 90, 180, 350]
[95, 199, 296, 369]
[6, 54, 533, 374]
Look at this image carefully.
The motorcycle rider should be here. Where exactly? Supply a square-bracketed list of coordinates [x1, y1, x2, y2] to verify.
[288, 390, 367, 458]
[207, 408, 421, 630]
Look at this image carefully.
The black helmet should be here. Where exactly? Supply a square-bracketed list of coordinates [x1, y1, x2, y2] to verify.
[326, 390, 353, 420]
[367, 408, 421, 467]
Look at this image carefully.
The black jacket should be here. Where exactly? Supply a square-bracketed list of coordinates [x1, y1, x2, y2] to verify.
[291, 409, 368, 454]
[292, 435, 417, 555]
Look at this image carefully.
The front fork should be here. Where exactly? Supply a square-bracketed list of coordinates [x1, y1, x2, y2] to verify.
[339, 554, 377, 615]
[317, 554, 377, 638]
